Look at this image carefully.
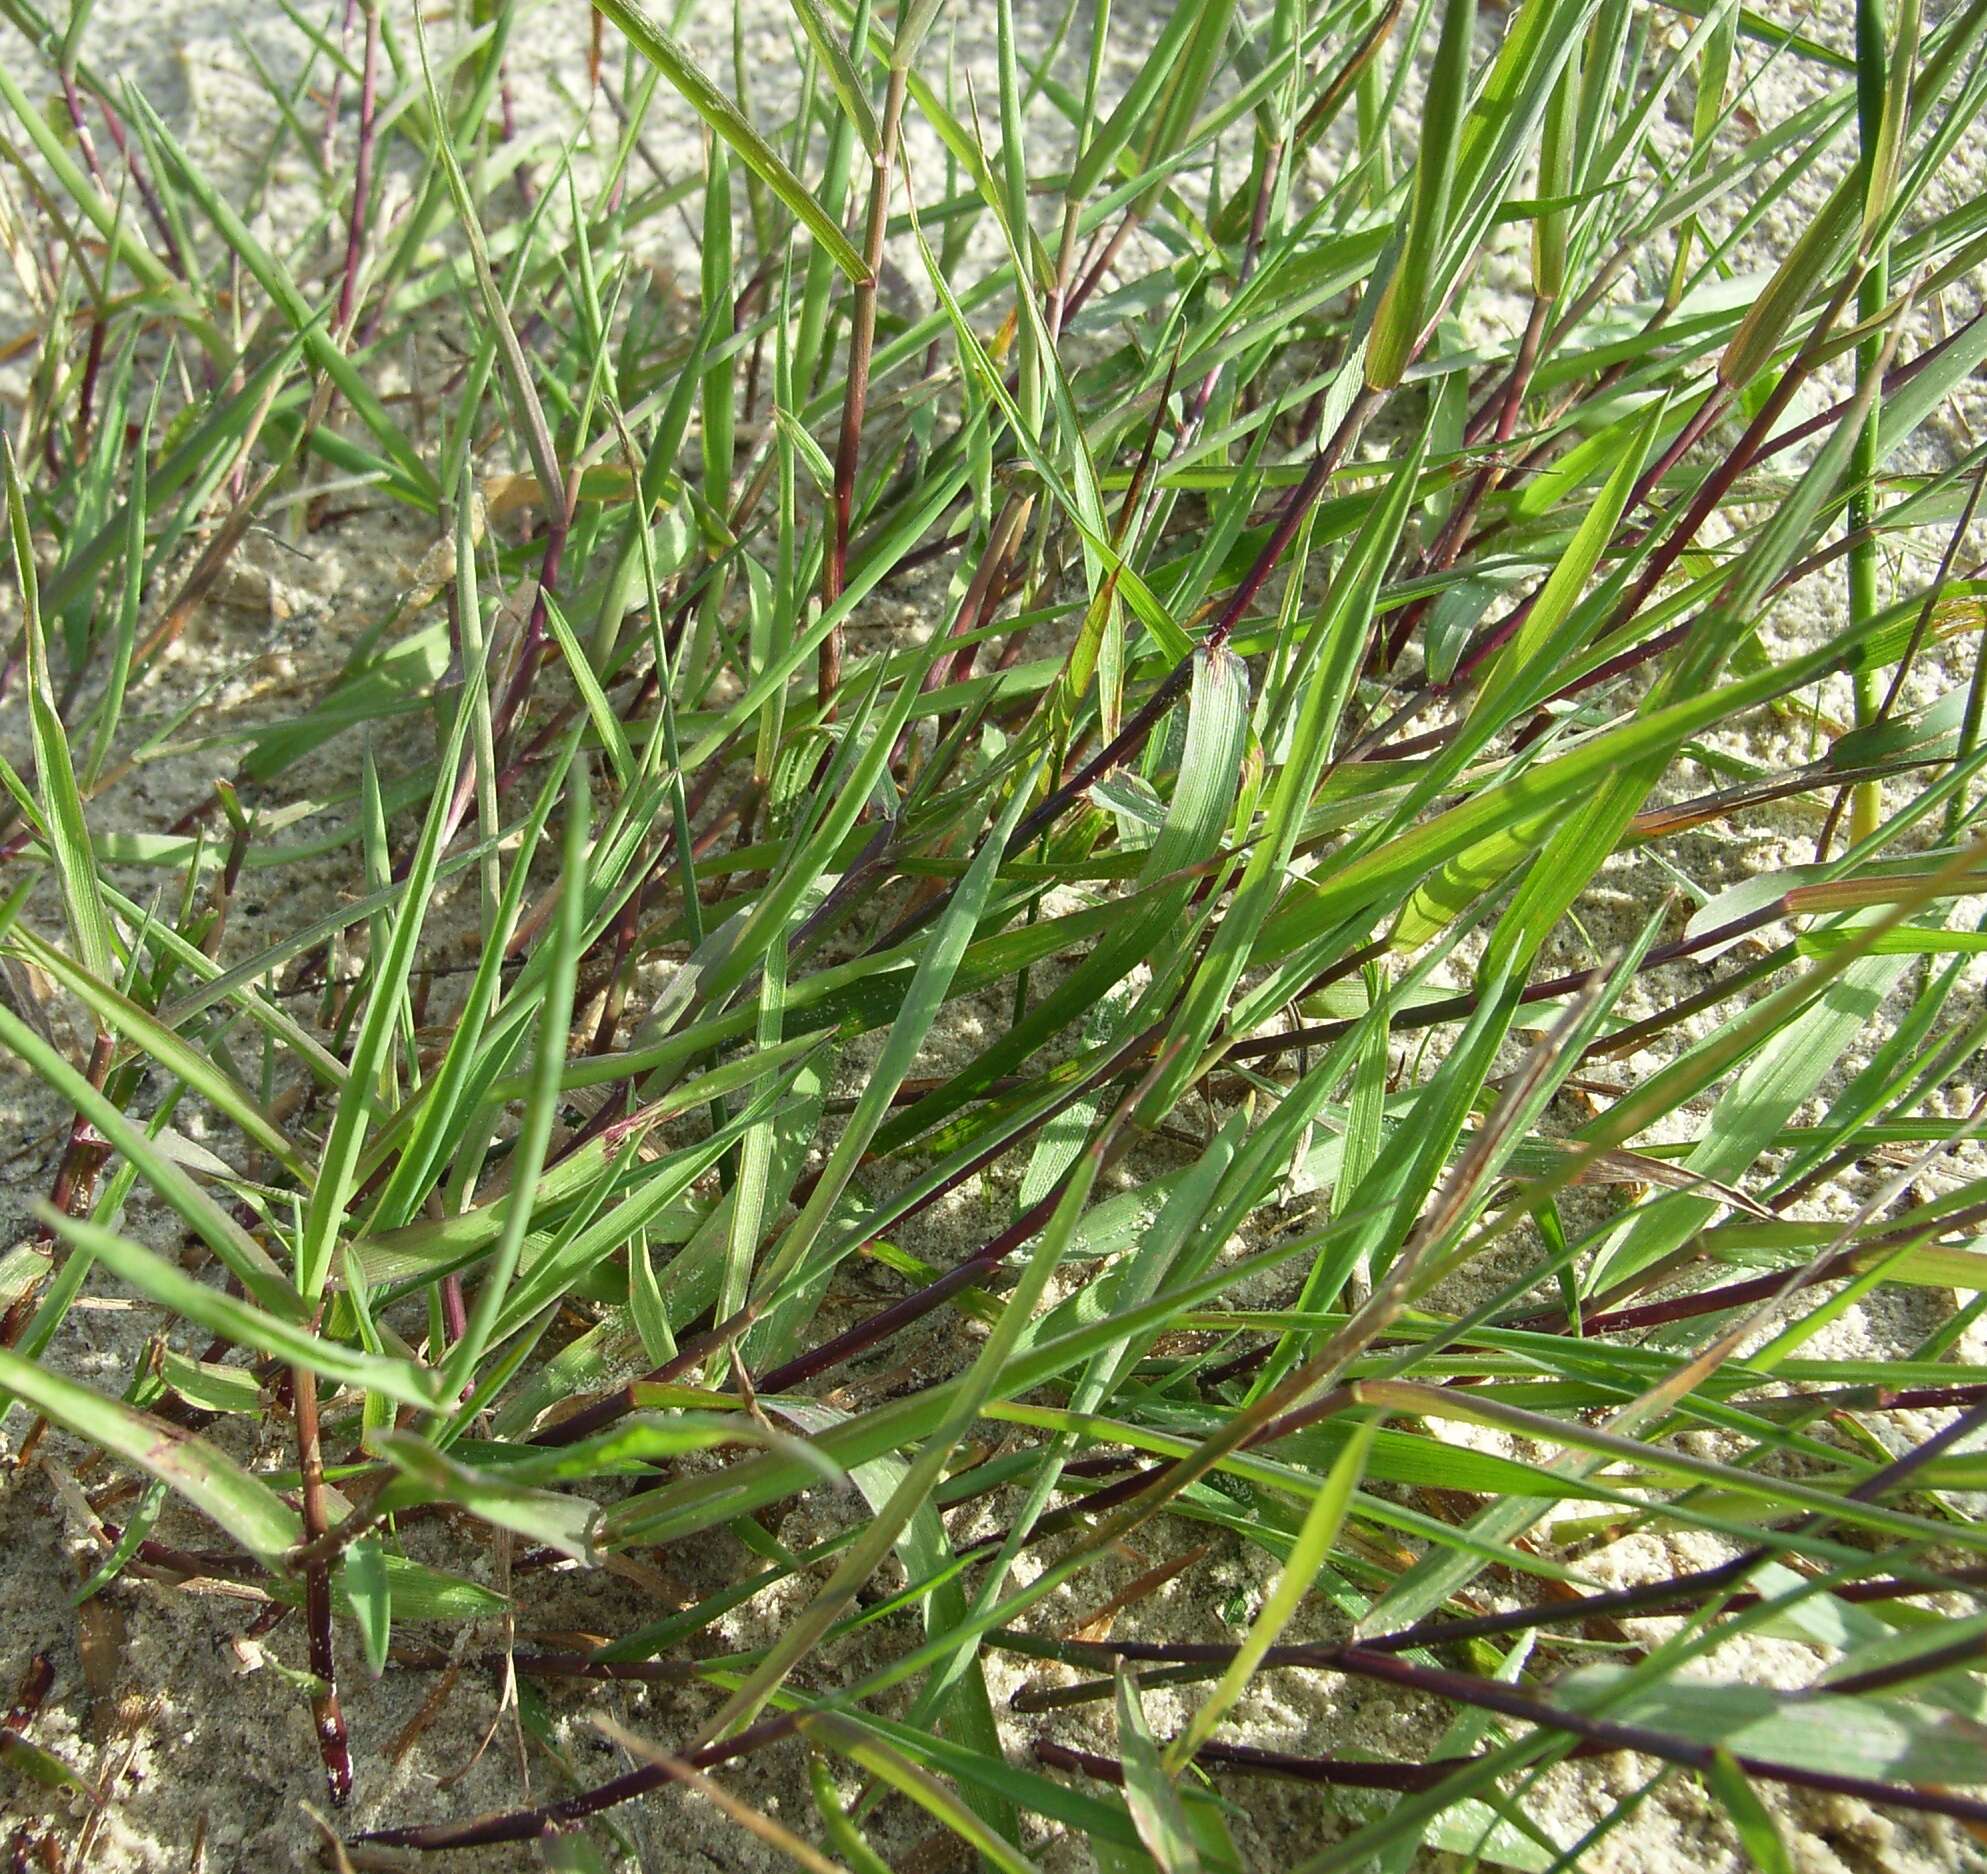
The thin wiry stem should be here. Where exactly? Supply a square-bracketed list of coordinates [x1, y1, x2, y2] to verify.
[1326, 1646, 1987, 1828]
[1036, 1735, 1479, 1792]
[292, 1365, 353, 1807]
[333, 0, 379, 335]
[1, 1031, 113, 1349]
[821, 66, 908, 713]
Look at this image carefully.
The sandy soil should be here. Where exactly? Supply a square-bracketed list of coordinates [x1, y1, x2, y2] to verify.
[4, 0, 1987, 1870]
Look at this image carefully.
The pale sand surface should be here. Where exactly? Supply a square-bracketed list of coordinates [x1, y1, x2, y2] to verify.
[3, 2, 1987, 1870]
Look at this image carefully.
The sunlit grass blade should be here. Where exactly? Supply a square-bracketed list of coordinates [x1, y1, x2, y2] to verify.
[592, 0, 868, 281]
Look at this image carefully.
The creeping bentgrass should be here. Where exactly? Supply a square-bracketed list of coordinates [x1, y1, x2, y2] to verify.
[4, 0, 1987, 1866]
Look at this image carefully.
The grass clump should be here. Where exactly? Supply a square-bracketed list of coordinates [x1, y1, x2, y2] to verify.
[4, 0, 1987, 1867]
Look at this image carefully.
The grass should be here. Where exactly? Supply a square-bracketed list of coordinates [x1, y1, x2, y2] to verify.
[3, 0, 1987, 1866]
